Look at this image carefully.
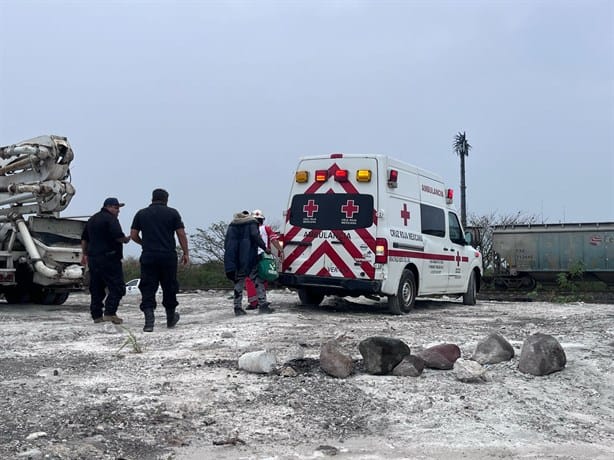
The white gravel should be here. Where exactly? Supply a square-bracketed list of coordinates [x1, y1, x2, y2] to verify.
[1, 290, 613, 459]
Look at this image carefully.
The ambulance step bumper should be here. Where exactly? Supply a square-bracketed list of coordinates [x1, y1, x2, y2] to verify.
[278, 273, 381, 295]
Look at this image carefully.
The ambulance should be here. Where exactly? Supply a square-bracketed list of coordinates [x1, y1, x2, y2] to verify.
[278, 153, 482, 314]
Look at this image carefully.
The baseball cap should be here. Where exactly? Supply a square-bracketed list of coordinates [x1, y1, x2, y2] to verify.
[103, 197, 125, 207]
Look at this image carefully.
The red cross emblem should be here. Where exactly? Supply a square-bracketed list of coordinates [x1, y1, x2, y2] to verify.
[400, 203, 410, 226]
[456, 251, 461, 267]
[303, 199, 319, 217]
[341, 200, 359, 218]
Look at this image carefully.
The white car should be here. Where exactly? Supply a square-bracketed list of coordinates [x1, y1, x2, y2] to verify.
[125, 279, 163, 295]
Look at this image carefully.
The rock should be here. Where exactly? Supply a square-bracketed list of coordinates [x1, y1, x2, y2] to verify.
[25, 431, 47, 440]
[238, 350, 277, 374]
[316, 444, 339, 455]
[415, 343, 461, 369]
[472, 332, 515, 364]
[392, 355, 425, 377]
[320, 339, 353, 378]
[279, 365, 298, 377]
[518, 333, 566, 376]
[453, 358, 487, 383]
[221, 331, 234, 338]
[280, 343, 305, 364]
[358, 337, 411, 375]
[17, 448, 42, 458]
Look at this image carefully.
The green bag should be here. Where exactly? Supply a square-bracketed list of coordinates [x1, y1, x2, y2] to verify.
[258, 254, 279, 281]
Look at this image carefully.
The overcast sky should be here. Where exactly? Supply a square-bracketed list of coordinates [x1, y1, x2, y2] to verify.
[1, 0, 612, 257]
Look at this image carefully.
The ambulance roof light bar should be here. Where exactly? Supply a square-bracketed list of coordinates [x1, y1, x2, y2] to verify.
[330, 153, 343, 159]
[446, 188, 454, 204]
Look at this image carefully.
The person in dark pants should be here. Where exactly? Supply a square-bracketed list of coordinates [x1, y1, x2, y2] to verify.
[130, 188, 189, 332]
[81, 197, 130, 324]
[224, 210, 274, 316]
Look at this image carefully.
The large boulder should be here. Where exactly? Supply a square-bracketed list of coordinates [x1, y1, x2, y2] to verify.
[518, 333, 566, 376]
[358, 337, 411, 375]
[320, 339, 353, 378]
[415, 343, 461, 370]
[472, 332, 515, 364]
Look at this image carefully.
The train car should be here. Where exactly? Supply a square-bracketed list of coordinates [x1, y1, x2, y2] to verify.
[491, 222, 614, 288]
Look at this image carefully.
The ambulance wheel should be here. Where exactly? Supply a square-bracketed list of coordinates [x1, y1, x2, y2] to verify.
[388, 269, 416, 315]
[462, 271, 477, 305]
[298, 288, 324, 306]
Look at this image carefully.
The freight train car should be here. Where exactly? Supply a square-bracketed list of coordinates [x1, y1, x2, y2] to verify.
[491, 222, 614, 288]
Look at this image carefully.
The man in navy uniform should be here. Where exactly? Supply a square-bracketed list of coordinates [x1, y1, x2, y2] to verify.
[130, 188, 189, 332]
[81, 197, 130, 324]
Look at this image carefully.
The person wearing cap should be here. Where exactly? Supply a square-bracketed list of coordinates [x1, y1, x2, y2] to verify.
[130, 188, 189, 332]
[244, 209, 283, 309]
[81, 197, 131, 324]
[224, 210, 274, 316]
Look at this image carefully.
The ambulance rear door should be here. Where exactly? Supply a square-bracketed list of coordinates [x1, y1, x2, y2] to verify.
[282, 155, 379, 282]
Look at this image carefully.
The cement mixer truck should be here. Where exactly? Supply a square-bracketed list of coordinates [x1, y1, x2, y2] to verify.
[0, 135, 85, 304]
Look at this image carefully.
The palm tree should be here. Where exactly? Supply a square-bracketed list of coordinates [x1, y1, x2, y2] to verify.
[453, 131, 471, 228]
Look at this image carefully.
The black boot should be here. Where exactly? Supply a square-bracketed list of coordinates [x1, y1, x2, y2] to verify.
[143, 309, 155, 332]
[166, 308, 180, 328]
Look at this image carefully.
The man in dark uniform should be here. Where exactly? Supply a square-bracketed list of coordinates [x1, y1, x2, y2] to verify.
[81, 197, 130, 324]
[130, 188, 189, 332]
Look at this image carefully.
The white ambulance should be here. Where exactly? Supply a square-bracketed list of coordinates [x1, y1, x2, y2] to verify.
[278, 153, 483, 314]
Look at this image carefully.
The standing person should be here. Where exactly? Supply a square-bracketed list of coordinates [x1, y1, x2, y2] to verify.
[81, 197, 130, 324]
[224, 210, 274, 316]
[245, 209, 282, 309]
[130, 188, 189, 332]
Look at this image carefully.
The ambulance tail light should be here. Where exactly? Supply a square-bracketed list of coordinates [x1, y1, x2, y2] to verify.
[334, 169, 349, 182]
[375, 238, 388, 264]
[387, 169, 398, 188]
[356, 169, 372, 182]
[315, 170, 329, 182]
[446, 188, 454, 204]
[295, 171, 309, 183]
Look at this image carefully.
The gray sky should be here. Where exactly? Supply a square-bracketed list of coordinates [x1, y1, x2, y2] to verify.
[1, 0, 613, 257]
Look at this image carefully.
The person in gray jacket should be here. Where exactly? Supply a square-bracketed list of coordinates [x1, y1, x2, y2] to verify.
[223, 210, 274, 316]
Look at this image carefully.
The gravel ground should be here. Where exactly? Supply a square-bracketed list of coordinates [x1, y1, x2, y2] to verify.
[1, 290, 613, 460]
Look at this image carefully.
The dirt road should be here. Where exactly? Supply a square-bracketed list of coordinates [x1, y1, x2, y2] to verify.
[1, 290, 613, 459]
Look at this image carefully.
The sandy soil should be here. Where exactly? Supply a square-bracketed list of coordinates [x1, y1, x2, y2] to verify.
[1, 290, 613, 460]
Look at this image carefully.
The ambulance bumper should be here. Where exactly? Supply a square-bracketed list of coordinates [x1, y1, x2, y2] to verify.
[278, 273, 382, 295]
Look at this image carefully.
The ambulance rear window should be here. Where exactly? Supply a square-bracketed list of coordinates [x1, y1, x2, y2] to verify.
[289, 194, 374, 230]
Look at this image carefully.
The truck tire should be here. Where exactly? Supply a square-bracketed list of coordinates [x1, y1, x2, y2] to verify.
[388, 269, 416, 315]
[298, 288, 324, 306]
[462, 271, 477, 305]
[53, 292, 70, 305]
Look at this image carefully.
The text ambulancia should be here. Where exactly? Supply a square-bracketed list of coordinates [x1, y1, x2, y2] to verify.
[278, 153, 482, 314]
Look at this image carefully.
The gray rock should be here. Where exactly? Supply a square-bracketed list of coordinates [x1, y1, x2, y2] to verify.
[472, 332, 515, 364]
[320, 339, 353, 378]
[415, 343, 461, 370]
[17, 448, 42, 458]
[518, 333, 566, 376]
[453, 358, 487, 383]
[392, 355, 425, 377]
[358, 336, 411, 375]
